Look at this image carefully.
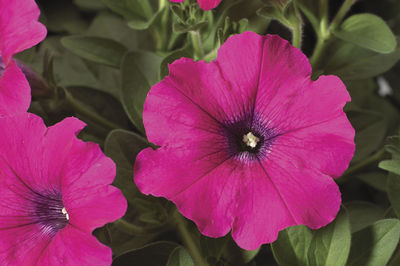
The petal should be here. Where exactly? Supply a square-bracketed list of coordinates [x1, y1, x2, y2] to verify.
[0, 113, 48, 191]
[0, 225, 52, 265]
[252, 37, 350, 133]
[197, 0, 221, 10]
[36, 225, 112, 266]
[271, 115, 355, 178]
[65, 180, 127, 233]
[143, 71, 230, 147]
[0, 61, 31, 116]
[0, 0, 47, 64]
[232, 159, 341, 250]
[135, 147, 236, 237]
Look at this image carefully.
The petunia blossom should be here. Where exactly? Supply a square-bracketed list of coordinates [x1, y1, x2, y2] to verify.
[0, 0, 47, 116]
[169, 0, 221, 11]
[134, 32, 355, 250]
[0, 113, 127, 265]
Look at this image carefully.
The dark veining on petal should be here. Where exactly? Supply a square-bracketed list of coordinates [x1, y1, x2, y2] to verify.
[30, 190, 68, 236]
[0, 57, 5, 78]
[222, 112, 278, 162]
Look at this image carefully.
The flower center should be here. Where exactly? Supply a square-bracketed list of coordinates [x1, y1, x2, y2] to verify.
[62, 207, 69, 220]
[242, 132, 260, 148]
[32, 192, 69, 236]
[222, 113, 277, 162]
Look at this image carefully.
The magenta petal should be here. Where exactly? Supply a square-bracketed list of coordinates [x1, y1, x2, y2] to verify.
[36, 225, 112, 266]
[0, 225, 52, 264]
[0, 0, 47, 64]
[144, 63, 234, 146]
[135, 147, 235, 236]
[197, 0, 221, 10]
[272, 114, 355, 178]
[232, 160, 341, 250]
[0, 61, 31, 116]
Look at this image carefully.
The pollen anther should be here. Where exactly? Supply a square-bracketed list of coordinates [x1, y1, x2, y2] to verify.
[243, 132, 260, 148]
[62, 207, 69, 220]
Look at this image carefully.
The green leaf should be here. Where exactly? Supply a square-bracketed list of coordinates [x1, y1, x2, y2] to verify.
[334, 14, 397, 54]
[104, 129, 149, 203]
[121, 51, 161, 133]
[380, 160, 400, 175]
[86, 12, 149, 50]
[73, 0, 106, 10]
[127, 9, 165, 31]
[112, 241, 179, 266]
[271, 225, 313, 266]
[347, 108, 387, 163]
[41, 0, 89, 34]
[66, 86, 131, 130]
[345, 202, 385, 233]
[102, 0, 153, 22]
[324, 40, 400, 80]
[387, 174, 400, 218]
[307, 209, 351, 266]
[61, 36, 127, 68]
[167, 247, 195, 266]
[347, 219, 400, 266]
[354, 171, 388, 192]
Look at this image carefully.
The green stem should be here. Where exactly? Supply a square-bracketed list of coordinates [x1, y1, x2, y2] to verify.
[309, 35, 328, 69]
[65, 91, 120, 131]
[329, 0, 357, 31]
[291, 23, 303, 49]
[338, 148, 386, 183]
[291, 5, 303, 49]
[174, 211, 209, 266]
[159, 0, 167, 10]
[190, 30, 205, 60]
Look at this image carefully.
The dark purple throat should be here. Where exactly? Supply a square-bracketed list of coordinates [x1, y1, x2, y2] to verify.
[222, 112, 278, 162]
[31, 190, 68, 236]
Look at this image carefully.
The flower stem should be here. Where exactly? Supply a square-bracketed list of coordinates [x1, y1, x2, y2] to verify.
[174, 210, 209, 266]
[291, 5, 303, 49]
[291, 23, 303, 49]
[310, 0, 356, 70]
[329, 0, 357, 31]
[190, 30, 205, 60]
[65, 91, 120, 131]
[159, 0, 167, 10]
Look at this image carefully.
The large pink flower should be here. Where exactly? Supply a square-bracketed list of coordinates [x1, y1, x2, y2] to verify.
[0, 113, 127, 264]
[169, 0, 221, 11]
[0, 0, 46, 116]
[134, 32, 355, 250]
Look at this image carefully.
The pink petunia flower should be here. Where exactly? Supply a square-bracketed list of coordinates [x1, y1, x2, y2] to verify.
[0, 0, 47, 116]
[169, 0, 221, 11]
[0, 113, 127, 264]
[134, 32, 355, 250]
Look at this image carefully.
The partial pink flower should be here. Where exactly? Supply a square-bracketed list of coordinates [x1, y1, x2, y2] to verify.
[169, 0, 221, 11]
[0, 113, 127, 265]
[134, 32, 355, 250]
[0, 0, 47, 116]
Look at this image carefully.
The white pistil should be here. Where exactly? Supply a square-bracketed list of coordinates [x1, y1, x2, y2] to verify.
[62, 207, 69, 220]
[242, 132, 260, 148]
